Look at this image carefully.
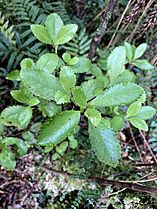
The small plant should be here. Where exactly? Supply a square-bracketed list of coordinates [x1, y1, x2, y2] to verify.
[0, 13, 156, 170]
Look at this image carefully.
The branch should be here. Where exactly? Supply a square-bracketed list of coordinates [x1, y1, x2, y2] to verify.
[41, 167, 157, 196]
[88, 0, 118, 59]
[89, 176, 157, 196]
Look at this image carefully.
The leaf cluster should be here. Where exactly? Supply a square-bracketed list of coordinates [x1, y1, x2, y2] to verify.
[0, 13, 156, 170]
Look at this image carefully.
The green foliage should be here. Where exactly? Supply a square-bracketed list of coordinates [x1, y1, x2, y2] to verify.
[31, 13, 78, 48]
[41, 47, 57, 65]
[89, 83, 143, 107]
[124, 42, 154, 71]
[89, 124, 121, 167]
[64, 29, 92, 56]
[0, 12, 15, 45]
[126, 103, 156, 131]
[0, 13, 155, 170]
[1, 105, 32, 129]
[60, 66, 76, 92]
[148, 120, 157, 156]
[85, 108, 101, 127]
[71, 56, 91, 73]
[54, 90, 70, 104]
[0, 136, 28, 170]
[0, 0, 71, 70]
[72, 86, 87, 108]
[38, 110, 80, 146]
[20, 66, 62, 100]
[107, 46, 126, 83]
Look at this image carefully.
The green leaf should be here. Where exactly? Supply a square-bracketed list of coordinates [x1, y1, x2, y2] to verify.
[68, 135, 78, 149]
[133, 59, 154, 71]
[137, 91, 146, 103]
[56, 141, 68, 155]
[0, 149, 16, 170]
[134, 43, 147, 59]
[11, 84, 40, 106]
[90, 64, 103, 77]
[20, 58, 34, 69]
[89, 124, 121, 167]
[31, 24, 52, 44]
[0, 137, 28, 170]
[111, 116, 124, 132]
[98, 118, 111, 129]
[38, 101, 61, 117]
[51, 153, 60, 160]
[0, 123, 4, 134]
[45, 13, 64, 43]
[72, 86, 87, 108]
[85, 108, 101, 127]
[124, 42, 134, 62]
[81, 78, 105, 101]
[3, 137, 28, 156]
[107, 46, 126, 82]
[112, 70, 137, 85]
[62, 52, 71, 63]
[62, 53, 78, 66]
[126, 102, 142, 118]
[71, 57, 91, 73]
[30, 122, 42, 133]
[55, 24, 78, 45]
[1, 106, 32, 129]
[136, 106, 156, 120]
[69, 57, 79, 65]
[54, 90, 70, 104]
[90, 83, 143, 107]
[60, 66, 76, 92]
[38, 110, 80, 146]
[36, 53, 59, 73]
[22, 131, 35, 145]
[20, 68, 62, 100]
[129, 117, 148, 131]
[7, 70, 21, 81]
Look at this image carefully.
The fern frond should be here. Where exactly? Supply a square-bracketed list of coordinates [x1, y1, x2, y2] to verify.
[64, 29, 92, 56]
[0, 12, 15, 45]
[12, 0, 47, 26]
[41, 0, 70, 24]
[148, 120, 157, 156]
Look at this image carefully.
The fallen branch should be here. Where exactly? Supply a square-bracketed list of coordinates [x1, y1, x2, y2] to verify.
[41, 167, 157, 196]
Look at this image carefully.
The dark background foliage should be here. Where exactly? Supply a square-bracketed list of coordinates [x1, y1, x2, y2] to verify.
[1, 0, 157, 208]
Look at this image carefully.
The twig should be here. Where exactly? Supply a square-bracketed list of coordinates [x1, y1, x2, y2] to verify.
[129, 124, 144, 163]
[107, 0, 132, 47]
[139, 130, 157, 163]
[0, 180, 24, 188]
[105, 188, 126, 198]
[140, 171, 155, 180]
[88, 0, 118, 59]
[135, 163, 157, 167]
[89, 176, 157, 195]
[119, 177, 157, 183]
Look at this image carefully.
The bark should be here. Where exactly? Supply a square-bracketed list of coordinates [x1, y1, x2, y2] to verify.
[88, 0, 118, 59]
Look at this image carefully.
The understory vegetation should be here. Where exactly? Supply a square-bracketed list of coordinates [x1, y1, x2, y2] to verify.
[1, 0, 157, 208]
